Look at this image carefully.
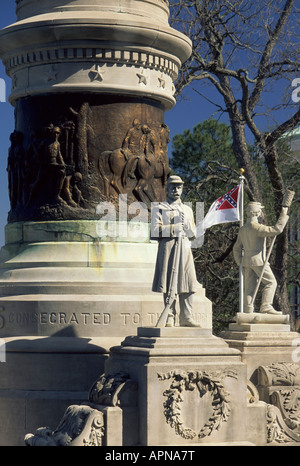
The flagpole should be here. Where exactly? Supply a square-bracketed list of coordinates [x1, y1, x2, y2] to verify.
[238, 168, 245, 313]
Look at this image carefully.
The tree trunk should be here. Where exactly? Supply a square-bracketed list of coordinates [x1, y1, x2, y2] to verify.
[230, 117, 262, 202]
[263, 143, 292, 317]
[273, 230, 294, 324]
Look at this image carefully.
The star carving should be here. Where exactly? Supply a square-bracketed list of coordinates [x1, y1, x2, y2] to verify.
[90, 65, 105, 82]
[46, 66, 58, 82]
[12, 75, 18, 90]
[137, 71, 147, 85]
[158, 75, 166, 88]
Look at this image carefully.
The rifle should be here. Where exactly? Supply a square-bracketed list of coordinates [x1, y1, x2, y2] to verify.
[156, 234, 182, 328]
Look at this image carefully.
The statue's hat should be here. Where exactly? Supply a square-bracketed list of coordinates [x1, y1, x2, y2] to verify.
[166, 175, 184, 186]
[246, 201, 264, 212]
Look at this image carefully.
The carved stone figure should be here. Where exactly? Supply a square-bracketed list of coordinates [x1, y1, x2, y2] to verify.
[25, 405, 105, 446]
[6, 99, 170, 222]
[26, 125, 66, 206]
[24, 372, 137, 446]
[132, 121, 170, 203]
[122, 118, 142, 156]
[7, 131, 25, 209]
[233, 201, 289, 314]
[98, 119, 171, 205]
[151, 175, 200, 327]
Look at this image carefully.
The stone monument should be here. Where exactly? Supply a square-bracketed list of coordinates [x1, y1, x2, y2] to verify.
[0, 0, 211, 446]
[1, 1, 299, 448]
[23, 187, 300, 447]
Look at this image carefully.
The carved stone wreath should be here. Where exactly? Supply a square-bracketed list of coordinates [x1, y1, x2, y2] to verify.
[158, 369, 238, 440]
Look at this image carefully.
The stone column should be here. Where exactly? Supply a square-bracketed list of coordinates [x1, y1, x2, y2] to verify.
[2, 0, 193, 222]
[0, 0, 211, 445]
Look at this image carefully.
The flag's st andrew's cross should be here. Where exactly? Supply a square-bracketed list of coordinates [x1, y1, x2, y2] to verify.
[215, 185, 239, 211]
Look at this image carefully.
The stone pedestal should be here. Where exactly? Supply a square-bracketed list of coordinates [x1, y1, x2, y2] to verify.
[0, 221, 212, 339]
[220, 313, 300, 446]
[105, 327, 249, 446]
[221, 313, 300, 385]
[25, 322, 300, 446]
[0, 219, 211, 445]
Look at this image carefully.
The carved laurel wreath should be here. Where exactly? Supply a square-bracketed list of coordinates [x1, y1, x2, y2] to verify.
[158, 369, 238, 439]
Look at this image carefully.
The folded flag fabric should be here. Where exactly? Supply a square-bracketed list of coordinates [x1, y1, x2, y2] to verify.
[197, 185, 241, 237]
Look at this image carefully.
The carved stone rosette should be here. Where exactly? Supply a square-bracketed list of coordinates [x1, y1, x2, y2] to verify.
[0, 0, 192, 222]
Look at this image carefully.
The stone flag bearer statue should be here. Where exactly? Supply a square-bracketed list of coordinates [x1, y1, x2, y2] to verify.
[151, 175, 200, 327]
[233, 198, 291, 314]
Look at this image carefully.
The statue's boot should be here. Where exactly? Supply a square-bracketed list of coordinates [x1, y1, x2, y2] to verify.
[166, 312, 175, 327]
[179, 316, 201, 327]
[260, 304, 282, 315]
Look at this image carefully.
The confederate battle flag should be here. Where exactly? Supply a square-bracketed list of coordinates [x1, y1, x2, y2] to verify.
[197, 185, 241, 237]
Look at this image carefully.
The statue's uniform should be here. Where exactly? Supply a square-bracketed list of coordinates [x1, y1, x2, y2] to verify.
[151, 200, 199, 324]
[233, 210, 289, 313]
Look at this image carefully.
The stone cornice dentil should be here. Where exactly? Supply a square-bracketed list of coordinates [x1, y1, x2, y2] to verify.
[6, 45, 180, 108]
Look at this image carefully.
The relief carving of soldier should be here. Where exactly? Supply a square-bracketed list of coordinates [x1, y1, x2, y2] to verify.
[26, 125, 82, 209]
[26, 125, 66, 205]
[98, 119, 171, 204]
[7, 131, 25, 209]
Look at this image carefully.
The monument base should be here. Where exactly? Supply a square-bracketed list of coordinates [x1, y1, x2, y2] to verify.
[0, 335, 120, 446]
[0, 221, 212, 445]
[23, 323, 300, 446]
[24, 326, 252, 446]
[104, 327, 249, 446]
[0, 221, 212, 338]
[220, 313, 300, 385]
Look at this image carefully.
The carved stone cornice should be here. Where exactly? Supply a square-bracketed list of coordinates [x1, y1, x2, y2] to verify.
[4, 47, 179, 77]
[4, 45, 179, 107]
[1, 1, 191, 108]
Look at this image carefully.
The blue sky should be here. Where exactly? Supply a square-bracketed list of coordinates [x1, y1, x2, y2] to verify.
[0, 2, 298, 247]
[0, 3, 15, 246]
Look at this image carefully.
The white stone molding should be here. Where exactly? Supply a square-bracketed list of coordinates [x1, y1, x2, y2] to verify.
[5, 45, 180, 107]
[16, 0, 170, 25]
[6, 48, 179, 108]
[0, 1, 191, 108]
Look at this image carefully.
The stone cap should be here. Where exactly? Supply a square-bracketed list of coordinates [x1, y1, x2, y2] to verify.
[16, 0, 170, 25]
[0, 1, 191, 108]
